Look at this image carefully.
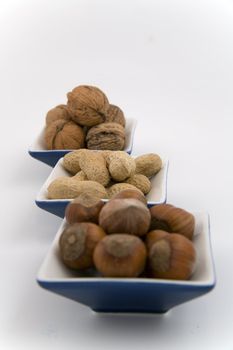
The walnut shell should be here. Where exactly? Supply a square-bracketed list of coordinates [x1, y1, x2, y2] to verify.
[47, 177, 108, 199]
[78, 151, 110, 187]
[135, 153, 162, 178]
[45, 105, 73, 126]
[44, 119, 85, 150]
[107, 183, 143, 198]
[126, 174, 151, 194]
[67, 85, 109, 127]
[63, 149, 89, 175]
[105, 104, 126, 127]
[86, 122, 125, 151]
[108, 151, 136, 181]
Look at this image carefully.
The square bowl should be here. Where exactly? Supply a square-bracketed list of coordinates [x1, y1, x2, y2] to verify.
[28, 118, 137, 167]
[35, 156, 169, 218]
[37, 212, 216, 314]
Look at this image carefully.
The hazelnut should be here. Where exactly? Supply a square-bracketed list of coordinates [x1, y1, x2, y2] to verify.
[147, 233, 196, 280]
[150, 204, 195, 240]
[59, 222, 106, 270]
[65, 193, 105, 224]
[111, 189, 147, 205]
[135, 153, 162, 178]
[105, 104, 126, 127]
[86, 122, 125, 151]
[45, 104, 73, 126]
[67, 85, 109, 126]
[99, 198, 151, 236]
[44, 119, 85, 150]
[145, 230, 169, 250]
[93, 234, 147, 277]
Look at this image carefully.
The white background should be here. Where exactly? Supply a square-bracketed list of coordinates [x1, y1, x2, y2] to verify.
[0, 0, 233, 349]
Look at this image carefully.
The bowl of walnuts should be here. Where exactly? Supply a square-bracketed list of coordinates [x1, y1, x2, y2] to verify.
[37, 193, 216, 314]
[29, 85, 137, 167]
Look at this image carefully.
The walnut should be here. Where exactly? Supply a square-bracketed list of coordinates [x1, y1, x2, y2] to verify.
[67, 85, 109, 127]
[44, 119, 85, 150]
[45, 105, 73, 126]
[105, 104, 126, 127]
[86, 122, 125, 150]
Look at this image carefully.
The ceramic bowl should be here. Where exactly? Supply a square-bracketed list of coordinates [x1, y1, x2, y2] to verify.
[35, 156, 169, 218]
[28, 118, 137, 167]
[37, 212, 216, 314]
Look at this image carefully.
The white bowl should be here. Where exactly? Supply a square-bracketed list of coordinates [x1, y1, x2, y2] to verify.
[37, 212, 216, 314]
[28, 118, 137, 167]
[35, 156, 169, 217]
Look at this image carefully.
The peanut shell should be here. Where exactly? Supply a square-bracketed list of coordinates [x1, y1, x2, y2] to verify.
[126, 174, 151, 194]
[79, 151, 110, 187]
[107, 183, 143, 199]
[135, 153, 162, 178]
[47, 177, 108, 199]
[108, 151, 136, 181]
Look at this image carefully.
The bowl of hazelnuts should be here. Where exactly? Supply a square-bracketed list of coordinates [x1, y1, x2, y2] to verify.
[29, 85, 137, 167]
[37, 190, 216, 314]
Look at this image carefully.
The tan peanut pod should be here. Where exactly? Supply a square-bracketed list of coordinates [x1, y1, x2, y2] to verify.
[72, 170, 88, 181]
[107, 183, 143, 199]
[108, 151, 136, 181]
[47, 177, 108, 199]
[126, 174, 151, 194]
[79, 151, 110, 187]
[63, 149, 89, 175]
[135, 153, 162, 178]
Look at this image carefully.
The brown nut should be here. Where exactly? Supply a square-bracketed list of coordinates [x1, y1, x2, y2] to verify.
[47, 177, 108, 199]
[93, 234, 147, 277]
[79, 151, 110, 187]
[111, 189, 147, 206]
[86, 122, 125, 151]
[72, 170, 88, 181]
[59, 222, 106, 270]
[105, 104, 126, 127]
[135, 153, 162, 178]
[126, 174, 151, 194]
[108, 151, 136, 181]
[107, 183, 143, 199]
[150, 204, 195, 240]
[99, 198, 151, 236]
[45, 104, 73, 126]
[145, 230, 169, 250]
[44, 119, 85, 150]
[63, 149, 89, 175]
[65, 193, 105, 224]
[67, 85, 109, 127]
[147, 233, 196, 280]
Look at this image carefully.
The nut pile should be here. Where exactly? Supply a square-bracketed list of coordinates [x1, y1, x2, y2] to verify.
[47, 150, 162, 200]
[59, 190, 197, 280]
[44, 85, 126, 151]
